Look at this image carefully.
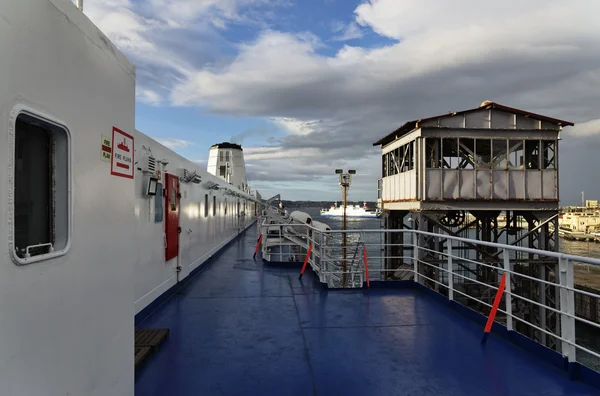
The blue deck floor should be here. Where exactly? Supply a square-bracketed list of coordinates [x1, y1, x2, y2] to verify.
[135, 228, 598, 396]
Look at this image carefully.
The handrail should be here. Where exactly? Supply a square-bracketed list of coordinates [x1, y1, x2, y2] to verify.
[257, 211, 600, 371]
[265, 220, 600, 266]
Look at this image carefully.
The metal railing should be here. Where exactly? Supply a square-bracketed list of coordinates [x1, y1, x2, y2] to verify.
[257, 212, 600, 370]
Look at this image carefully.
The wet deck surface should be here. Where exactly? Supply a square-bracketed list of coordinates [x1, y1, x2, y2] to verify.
[135, 227, 598, 396]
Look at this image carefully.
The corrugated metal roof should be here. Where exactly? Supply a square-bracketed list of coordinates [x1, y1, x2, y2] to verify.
[373, 101, 575, 147]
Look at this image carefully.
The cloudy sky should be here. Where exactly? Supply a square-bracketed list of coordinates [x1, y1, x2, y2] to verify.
[82, 0, 600, 204]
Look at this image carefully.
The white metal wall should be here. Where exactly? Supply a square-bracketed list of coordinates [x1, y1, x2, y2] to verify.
[0, 0, 136, 395]
[425, 169, 557, 200]
[382, 171, 417, 201]
[133, 133, 256, 313]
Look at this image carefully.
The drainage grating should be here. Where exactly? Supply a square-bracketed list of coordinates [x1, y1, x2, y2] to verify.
[135, 347, 153, 367]
[135, 329, 169, 348]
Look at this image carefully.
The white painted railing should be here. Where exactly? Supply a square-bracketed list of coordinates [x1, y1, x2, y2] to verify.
[258, 214, 600, 369]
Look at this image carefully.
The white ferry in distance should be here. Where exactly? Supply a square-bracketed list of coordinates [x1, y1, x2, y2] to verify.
[320, 201, 382, 218]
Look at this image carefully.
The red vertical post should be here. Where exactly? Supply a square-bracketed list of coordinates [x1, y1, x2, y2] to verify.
[299, 243, 313, 279]
[481, 272, 507, 344]
[253, 234, 263, 259]
[363, 246, 370, 288]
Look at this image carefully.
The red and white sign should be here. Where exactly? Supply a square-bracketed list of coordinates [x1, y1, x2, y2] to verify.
[111, 127, 134, 179]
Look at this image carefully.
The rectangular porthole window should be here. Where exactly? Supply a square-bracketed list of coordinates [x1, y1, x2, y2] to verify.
[12, 112, 71, 264]
[213, 196, 216, 216]
[204, 194, 209, 217]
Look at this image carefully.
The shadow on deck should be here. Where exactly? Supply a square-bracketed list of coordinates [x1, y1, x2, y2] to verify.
[135, 228, 597, 396]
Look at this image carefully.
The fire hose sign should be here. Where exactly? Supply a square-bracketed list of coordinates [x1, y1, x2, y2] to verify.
[110, 127, 134, 179]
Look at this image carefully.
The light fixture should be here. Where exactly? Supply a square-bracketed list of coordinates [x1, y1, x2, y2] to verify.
[146, 176, 159, 196]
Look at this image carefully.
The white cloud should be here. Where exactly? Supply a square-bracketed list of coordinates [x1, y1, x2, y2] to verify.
[270, 118, 319, 135]
[154, 137, 194, 149]
[331, 22, 363, 41]
[137, 88, 162, 105]
[244, 146, 321, 160]
[83, 0, 600, 202]
[570, 119, 600, 137]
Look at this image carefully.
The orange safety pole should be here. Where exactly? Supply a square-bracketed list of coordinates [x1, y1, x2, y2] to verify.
[253, 235, 263, 259]
[363, 246, 370, 288]
[481, 272, 507, 344]
[298, 243, 313, 279]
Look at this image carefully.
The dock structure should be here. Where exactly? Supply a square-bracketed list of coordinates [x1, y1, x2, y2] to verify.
[373, 101, 574, 350]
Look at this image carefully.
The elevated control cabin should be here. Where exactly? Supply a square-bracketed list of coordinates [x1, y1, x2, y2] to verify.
[374, 101, 574, 212]
[373, 101, 574, 350]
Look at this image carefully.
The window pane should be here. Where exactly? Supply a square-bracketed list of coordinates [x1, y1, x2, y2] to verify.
[475, 139, 492, 169]
[14, 114, 69, 260]
[525, 140, 540, 169]
[543, 140, 556, 169]
[508, 140, 524, 169]
[442, 138, 459, 169]
[426, 138, 441, 168]
[491, 140, 509, 170]
[459, 138, 475, 169]
[15, 118, 51, 257]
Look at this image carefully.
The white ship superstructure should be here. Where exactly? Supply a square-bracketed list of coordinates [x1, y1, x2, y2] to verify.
[320, 201, 382, 218]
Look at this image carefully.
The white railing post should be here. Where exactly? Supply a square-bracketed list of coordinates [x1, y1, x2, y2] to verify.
[503, 249, 513, 331]
[447, 240, 453, 301]
[279, 225, 283, 262]
[319, 231, 325, 282]
[559, 256, 576, 362]
[412, 231, 419, 284]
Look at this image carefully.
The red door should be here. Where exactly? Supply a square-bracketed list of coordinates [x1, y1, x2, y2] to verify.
[165, 173, 180, 261]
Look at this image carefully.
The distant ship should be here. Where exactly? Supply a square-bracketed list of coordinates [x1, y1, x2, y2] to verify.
[320, 201, 382, 218]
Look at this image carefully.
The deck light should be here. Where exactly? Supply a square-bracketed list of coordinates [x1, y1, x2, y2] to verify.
[146, 176, 158, 196]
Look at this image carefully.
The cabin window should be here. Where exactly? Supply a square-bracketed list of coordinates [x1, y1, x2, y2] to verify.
[441, 138, 459, 169]
[219, 166, 226, 177]
[524, 140, 539, 170]
[213, 196, 216, 216]
[491, 139, 509, 170]
[224, 198, 228, 215]
[426, 138, 441, 168]
[204, 194, 209, 217]
[219, 151, 224, 161]
[508, 140, 524, 169]
[458, 138, 475, 169]
[12, 113, 70, 263]
[542, 140, 556, 169]
[475, 139, 492, 169]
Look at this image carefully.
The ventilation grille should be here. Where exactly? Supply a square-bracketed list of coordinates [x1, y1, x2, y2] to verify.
[141, 155, 156, 173]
